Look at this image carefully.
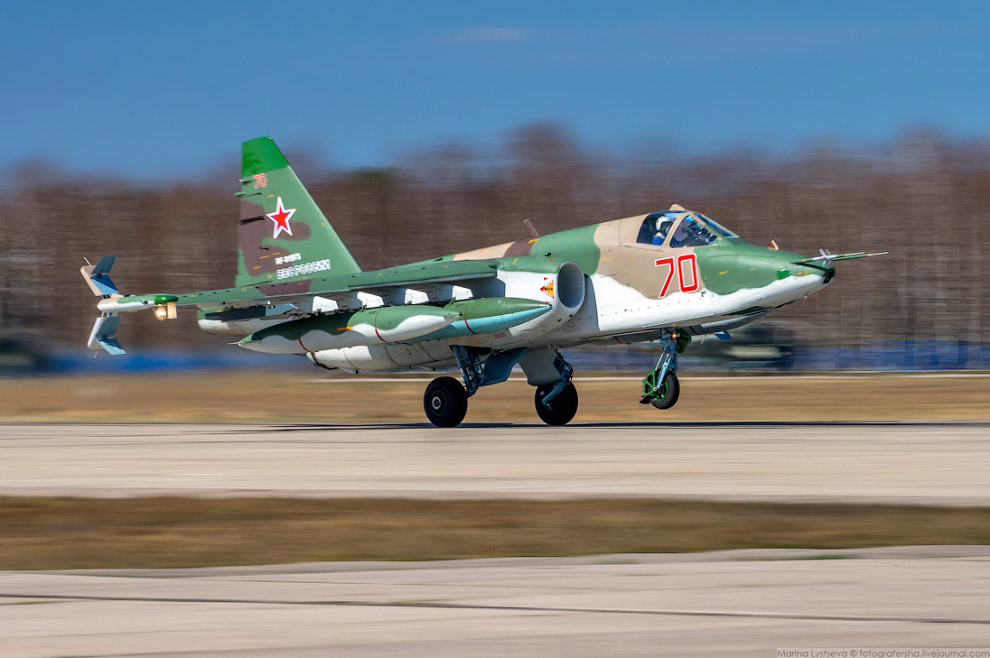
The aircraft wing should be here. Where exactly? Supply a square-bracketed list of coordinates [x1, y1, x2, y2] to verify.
[176, 259, 499, 310]
[81, 257, 503, 353]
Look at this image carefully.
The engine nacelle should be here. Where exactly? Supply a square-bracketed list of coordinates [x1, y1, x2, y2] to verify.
[495, 260, 586, 341]
[306, 261, 587, 372]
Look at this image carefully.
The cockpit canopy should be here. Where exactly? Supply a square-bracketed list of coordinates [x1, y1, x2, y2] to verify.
[636, 210, 736, 248]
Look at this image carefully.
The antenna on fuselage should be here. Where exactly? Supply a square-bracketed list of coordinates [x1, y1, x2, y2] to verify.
[523, 218, 540, 239]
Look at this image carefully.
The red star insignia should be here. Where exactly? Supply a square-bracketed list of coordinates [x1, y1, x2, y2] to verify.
[266, 196, 296, 239]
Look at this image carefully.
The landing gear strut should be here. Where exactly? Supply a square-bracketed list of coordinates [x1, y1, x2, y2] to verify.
[421, 347, 579, 428]
[641, 330, 689, 410]
[423, 346, 527, 428]
[534, 352, 578, 426]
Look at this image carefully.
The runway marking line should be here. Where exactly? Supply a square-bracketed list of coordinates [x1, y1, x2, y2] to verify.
[0, 592, 987, 626]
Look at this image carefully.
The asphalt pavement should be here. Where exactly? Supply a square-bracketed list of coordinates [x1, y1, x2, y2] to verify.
[2, 547, 989, 657]
[0, 421, 988, 504]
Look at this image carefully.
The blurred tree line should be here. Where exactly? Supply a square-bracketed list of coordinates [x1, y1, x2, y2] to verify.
[0, 123, 986, 351]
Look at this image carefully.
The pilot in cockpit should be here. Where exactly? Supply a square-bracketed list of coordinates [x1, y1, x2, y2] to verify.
[652, 218, 674, 245]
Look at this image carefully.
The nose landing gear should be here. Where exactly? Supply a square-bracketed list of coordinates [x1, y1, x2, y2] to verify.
[642, 368, 679, 409]
[641, 330, 689, 410]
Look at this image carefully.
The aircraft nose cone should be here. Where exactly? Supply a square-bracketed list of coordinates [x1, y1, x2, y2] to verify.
[778, 254, 835, 288]
[743, 247, 830, 291]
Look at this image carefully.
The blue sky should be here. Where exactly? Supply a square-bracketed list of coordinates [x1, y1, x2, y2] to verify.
[3, 0, 989, 177]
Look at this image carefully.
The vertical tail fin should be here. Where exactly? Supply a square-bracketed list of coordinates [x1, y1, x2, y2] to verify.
[235, 137, 361, 287]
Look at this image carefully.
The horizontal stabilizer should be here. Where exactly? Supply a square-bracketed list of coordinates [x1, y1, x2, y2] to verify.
[87, 315, 126, 355]
[81, 255, 120, 297]
[92, 255, 116, 275]
[96, 337, 126, 356]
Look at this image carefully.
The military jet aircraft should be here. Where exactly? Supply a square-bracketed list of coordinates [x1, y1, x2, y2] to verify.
[82, 137, 883, 427]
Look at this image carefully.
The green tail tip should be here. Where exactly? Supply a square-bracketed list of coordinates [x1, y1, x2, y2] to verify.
[242, 136, 290, 177]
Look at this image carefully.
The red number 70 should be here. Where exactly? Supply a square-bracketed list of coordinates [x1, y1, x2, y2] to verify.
[655, 254, 700, 298]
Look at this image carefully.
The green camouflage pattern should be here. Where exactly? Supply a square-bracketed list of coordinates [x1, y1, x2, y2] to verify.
[110, 138, 835, 313]
[236, 137, 361, 287]
[85, 136, 865, 364]
[449, 212, 833, 302]
[109, 211, 831, 314]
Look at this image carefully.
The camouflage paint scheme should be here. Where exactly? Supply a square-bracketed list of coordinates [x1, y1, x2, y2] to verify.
[86, 136, 842, 375]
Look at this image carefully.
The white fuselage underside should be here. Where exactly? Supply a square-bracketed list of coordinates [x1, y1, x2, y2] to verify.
[295, 269, 827, 372]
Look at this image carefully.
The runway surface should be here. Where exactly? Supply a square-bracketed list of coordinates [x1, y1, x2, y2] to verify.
[4, 422, 990, 656]
[1, 421, 988, 504]
[3, 547, 990, 657]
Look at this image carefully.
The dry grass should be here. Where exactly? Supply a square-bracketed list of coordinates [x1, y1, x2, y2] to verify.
[2, 497, 990, 570]
[0, 372, 987, 423]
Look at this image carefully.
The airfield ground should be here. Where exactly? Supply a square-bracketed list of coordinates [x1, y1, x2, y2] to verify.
[1, 373, 988, 656]
[3, 496, 990, 570]
[4, 548, 990, 657]
[1, 417, 989, 568]
[0, 371, 987, 422]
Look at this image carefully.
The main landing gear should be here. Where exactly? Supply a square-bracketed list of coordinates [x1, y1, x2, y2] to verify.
[533, 353, 578, 426]
[640, 329, 690, 410]
[423, 376, 468, 428]
[422, 347, 577, 428]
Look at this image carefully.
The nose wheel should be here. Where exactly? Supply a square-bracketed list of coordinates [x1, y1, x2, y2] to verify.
[644, 371, 679, 409]
[640, 329, 688, 410]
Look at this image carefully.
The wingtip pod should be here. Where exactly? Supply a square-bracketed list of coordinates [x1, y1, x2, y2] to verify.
[81, 256, 128, 355]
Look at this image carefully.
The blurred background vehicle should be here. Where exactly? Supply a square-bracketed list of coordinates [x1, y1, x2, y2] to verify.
[0, 331, 49, 375]
[675, 322, 800, 372]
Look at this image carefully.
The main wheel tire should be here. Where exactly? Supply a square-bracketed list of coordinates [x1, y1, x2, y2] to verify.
[535, 381, 579, 426]
[424, 377, 468, 427]
[649, 372, 680, 410]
